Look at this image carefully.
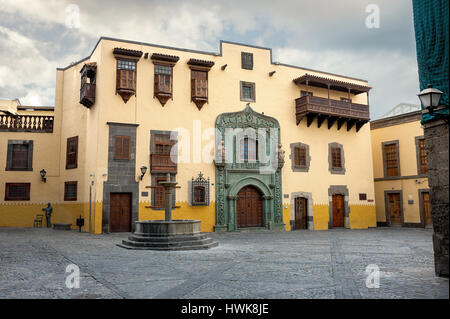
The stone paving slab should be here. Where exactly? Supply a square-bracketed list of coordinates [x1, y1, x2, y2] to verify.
[0, 227, 448, 299]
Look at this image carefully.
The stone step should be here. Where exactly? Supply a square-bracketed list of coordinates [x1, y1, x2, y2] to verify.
[128, 233, 207, 243]
[117, 241, 218, 251]
[121, 237, 215, 248]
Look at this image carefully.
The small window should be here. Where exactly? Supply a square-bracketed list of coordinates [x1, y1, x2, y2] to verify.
[301, 91, 313, 97]
[241, 52, 253, 70]
[359, 193, 367, 201]
[294, 146, 307, 167]
[11, 144, 29, 169]
[418, 138, 427, 174]
[152, 176, 176, 209]
[66, 136, 78, 169]
[114, 136, 131, 160]
[64, 181, 77, 201]
[384, 142, 399, 177]
[328, 142, 345, 174]
[240, 137, 258, 162]
[191, 172, 210, 206]
[331, 147, 342, 169]
[240, 81, 255, 102]
[6, 141, 33, 171]
[5, 183, 30, 201]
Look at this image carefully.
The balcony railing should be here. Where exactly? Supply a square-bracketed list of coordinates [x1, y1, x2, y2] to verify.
[150, 153, 177, 173]
[0, 114, 54, 133]
[295, 95, 370, 131]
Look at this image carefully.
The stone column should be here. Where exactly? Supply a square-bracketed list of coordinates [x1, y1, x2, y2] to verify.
[227, 195, 237, 231]
[423, 119, 449, 277]
[262, 195, 273, 229]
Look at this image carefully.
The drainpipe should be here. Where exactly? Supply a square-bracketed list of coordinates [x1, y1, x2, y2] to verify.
[89, 179, 94, 233]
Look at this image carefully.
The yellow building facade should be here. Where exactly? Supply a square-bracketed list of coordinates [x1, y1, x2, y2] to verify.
[370, 109, 432, 228]
[1, 37, 377, 233]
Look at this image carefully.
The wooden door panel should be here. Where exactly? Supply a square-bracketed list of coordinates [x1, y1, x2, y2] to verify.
[332, 195, 345, 227]
[387, 193, 402, 226]
[295, 197, 307, 229]
[110, 193, 131, 232]
[237, 186, 263, 228]
[422, 192, 432, 227]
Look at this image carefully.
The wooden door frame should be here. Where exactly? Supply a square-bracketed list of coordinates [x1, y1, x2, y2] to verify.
[109, 192, 132, 233]
[290, 192, 314, 230]
[418, 188, 431, 228]
[384, 190, 404, 227]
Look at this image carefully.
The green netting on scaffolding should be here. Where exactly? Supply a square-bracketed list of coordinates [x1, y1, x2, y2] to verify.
[413, 0, 449, 123]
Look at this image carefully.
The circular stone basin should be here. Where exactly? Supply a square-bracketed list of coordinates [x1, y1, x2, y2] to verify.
[134, 220, 201, 237]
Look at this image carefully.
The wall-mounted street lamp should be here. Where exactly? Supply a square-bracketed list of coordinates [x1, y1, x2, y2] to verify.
[418, 84, 448, 123]
[139, 166, 148, 180]
[40, 169, 47, 183]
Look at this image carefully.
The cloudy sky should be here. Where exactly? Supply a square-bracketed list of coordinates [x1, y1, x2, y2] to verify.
[0, 0, 420, 119]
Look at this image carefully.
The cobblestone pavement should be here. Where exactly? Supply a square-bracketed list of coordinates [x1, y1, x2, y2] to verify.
[0, 227, 448, 299]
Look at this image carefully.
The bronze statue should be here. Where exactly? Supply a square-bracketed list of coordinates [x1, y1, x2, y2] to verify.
[42, 203, 53, 228]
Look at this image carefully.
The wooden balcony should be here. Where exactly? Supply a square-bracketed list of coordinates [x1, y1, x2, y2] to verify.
[295, 95, 370, 132]
[80, 83, 96, 108]
[150, 153, 177, 173]
[0, 114, 54, 133]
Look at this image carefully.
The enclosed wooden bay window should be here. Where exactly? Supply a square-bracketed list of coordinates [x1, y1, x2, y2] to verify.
[79, 63, 96, 108]
[151, 53, 179, 106]
[113, 48, 143, 103]
[187, 59, 215, 110]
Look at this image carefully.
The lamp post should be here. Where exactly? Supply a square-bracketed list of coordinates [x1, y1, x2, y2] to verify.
[40, 169, 47, 183]
[418, 84, 448, 123]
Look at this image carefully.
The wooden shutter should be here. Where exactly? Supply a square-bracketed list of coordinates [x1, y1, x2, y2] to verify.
[384, 143, 398, 176]
[194, 186, 205, 204]
[66, 137, 78, 169]
[331, 147, 342, 168]
[5, 183, 30, 201]
[294, 147, 306, 167]
[114, 136, 131, 160]
[418, 139, 427, 174]
[241, 52, 253, 70]
[11, 144, 29, 169]
[64, 181, 77, 201]
[154, 178, 165, 208]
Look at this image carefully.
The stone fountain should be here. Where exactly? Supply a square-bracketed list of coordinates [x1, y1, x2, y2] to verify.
[118, 173, 218, 250]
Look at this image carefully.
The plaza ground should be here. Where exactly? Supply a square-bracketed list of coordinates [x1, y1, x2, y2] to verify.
[0, 227, 448, 299]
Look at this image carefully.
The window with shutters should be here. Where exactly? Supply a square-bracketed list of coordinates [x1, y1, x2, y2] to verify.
[359, 193, 367, 201]
[66, 136, 78, 169]
[151, 176, 177, 209]
[114, 135, 131, 160]
[240, 81, 255, 102]
[190, 172, 210, 206]
[6, 140, 33, 171]
[416, 137, 428, 174]
[151, 132, 177, 173]
[191, 70, 208, 109]
[290, 142, 310, 172]
[5, 183, 30, 201]
[239, 137, 258, 162]
[113, 47, 142, 103]
[383, 141, 399, 177]
[328, 142, 346, 174]
[331, 147, 342, 169]
[116, 59, 137, 103]
[294, 146, 307, 167]
[241, 52, 253, 70]
[64, 181, 77, 201]
[153, 64, 173, 106]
